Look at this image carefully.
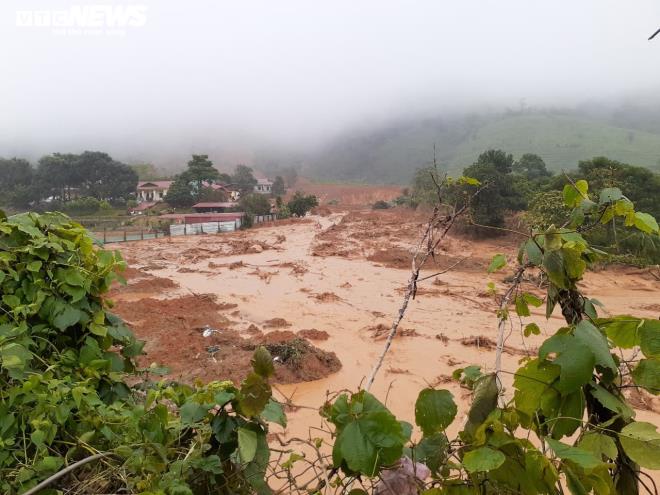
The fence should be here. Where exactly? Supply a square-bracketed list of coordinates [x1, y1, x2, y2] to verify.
[169, 219, 241, 236]
[93, 214, 279, 243]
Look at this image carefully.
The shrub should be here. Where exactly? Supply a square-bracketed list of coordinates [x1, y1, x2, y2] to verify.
[372, 200, 391, 210]
[62, 196, 101, 215]
[0, 211, 282, 493]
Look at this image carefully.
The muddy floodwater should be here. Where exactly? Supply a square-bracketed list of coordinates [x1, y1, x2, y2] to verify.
[107, 208, 660, 485]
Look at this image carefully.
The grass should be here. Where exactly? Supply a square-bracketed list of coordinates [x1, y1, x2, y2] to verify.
[311, 113, 660, 183]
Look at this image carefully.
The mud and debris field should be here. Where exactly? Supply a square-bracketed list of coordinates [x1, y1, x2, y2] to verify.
[108, 206, 660, 441]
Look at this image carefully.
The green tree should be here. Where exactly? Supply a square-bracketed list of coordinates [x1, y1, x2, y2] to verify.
[513, 153, 551, 180]
[0, 158, 37, 208]
[180, 154, 220, 198]
[165, 175, 195, 207]
[462, 149, 520, 231]
[239, 193, 271, 215]
[287, 191, 318, 217]
[130, 163, 160, 180]
[231, 164, 258, 195]
[271, 175, 286, 196]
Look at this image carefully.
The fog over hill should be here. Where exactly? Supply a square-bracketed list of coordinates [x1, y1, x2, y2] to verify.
[1, 1, 660, 180]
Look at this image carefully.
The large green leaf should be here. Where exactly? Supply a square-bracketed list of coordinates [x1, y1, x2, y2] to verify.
[588, 384, 634, 420]
[578, 433, 617, 461]
[239, 372, 272, 417]
[179, 401, 208, 425]
[237, 426, 258, 463]
[328, 390, 409, 476]
[415, 388, 457, 435]
[52, 306, 83, 331]
[633, 211, 659, 234]
[631, 358, 659, 395]
[0, 342, 32, 377]
[639, 319, 660, 358]
[539, 334, 595, 394]
[598, 187, 623, 204]
[465, 374, 498, 436]
[563, 180, 588, 208]
[463, 447, 505, 473]
[251, 346, 274, 378]
[619, 422, 660, 469]
[546, 438, 602, 469]
[514, 359, 560, 422]
[600, 316, 641, 348]
[261, 399, 287, 428]
[573, 321, 616, 373]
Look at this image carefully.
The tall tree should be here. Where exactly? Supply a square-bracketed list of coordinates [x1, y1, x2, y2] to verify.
[181, 155, 220, 197]
[0, 158, 37, 208]
[231, 164, 258, 195]
[462, 149, 520, 231]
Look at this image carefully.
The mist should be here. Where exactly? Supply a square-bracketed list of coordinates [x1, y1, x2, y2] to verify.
[1, 0, 660, 171]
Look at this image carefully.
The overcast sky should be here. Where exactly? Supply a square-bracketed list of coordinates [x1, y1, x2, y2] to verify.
[1, 0, 659, 165]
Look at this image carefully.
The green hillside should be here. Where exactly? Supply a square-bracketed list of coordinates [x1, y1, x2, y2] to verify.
[450, 115, 660, 172]
[310, 112, 660, 183]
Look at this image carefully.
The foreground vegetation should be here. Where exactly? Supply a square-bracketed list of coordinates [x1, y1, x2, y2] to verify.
[0, 174, 658, 494]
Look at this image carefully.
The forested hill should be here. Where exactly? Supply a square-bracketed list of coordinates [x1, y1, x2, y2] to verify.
[308, 110, 660, 183]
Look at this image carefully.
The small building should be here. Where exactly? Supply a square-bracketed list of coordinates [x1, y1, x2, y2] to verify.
[192, 202, 239, 213]
[254, 178, 273, 194]
[137, 181, 173, 203]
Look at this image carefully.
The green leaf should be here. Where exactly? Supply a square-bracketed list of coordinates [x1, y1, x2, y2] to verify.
[619, 421, 660, 469]
[574, 321, 616, 373]
[563, 180, 588, 208]
[515, 295, 530, 317]
[239, 372, 272, 417]
[539, 334, 595, 394]
[180, 401, 208, 425]
[487, 254, 506, 273]
[631, 358, 659, 395]
[589, 384, 634, 420]
[415, 388, 457, 435]
[26, 260, 42, 272]
[261, 399, 287, 427]
[414, 433, 448, 474]
[525, 239, 543, 265]
[561, 247, 586, 280]
[0, 343, 32, 376]
[546, 438, 602, 469]
[543, 251, 567, 289]
[639, 319, 660, 358]
[465, 374, 498, 436]
[523, 293, 543, 308]
[251, 346, 274, 378]
[601, 316, 641, 348]
[598, 187, 622, 204]
[524, 323, 541, 337]
[53, 306, 83, 331]
[633, 211, 659, 234]
[238, 426, 258, 463]
[514, 359, 560, 421]
[462, 447, 505, 473]
[578, 433, 618, 461]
